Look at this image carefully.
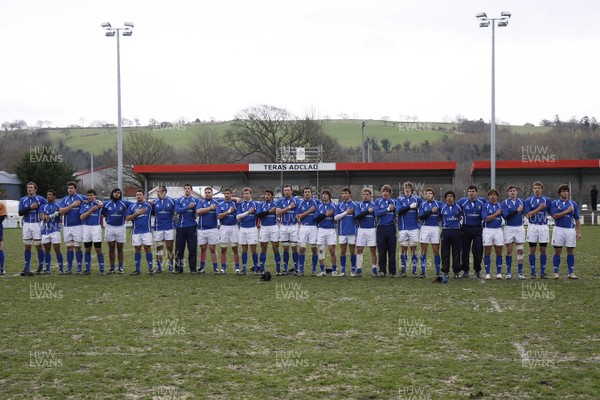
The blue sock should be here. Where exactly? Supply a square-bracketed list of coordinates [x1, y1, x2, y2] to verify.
[320, 263, 325, 273]
[506, 256, 512, 275]
[553, 255, 560, 273]
[293, 252, 299, 271]
[529, 254, 536, 275]
[135, 252, 141, 272]
[146, 253, 153, 271]
[540, 254, 547, 275]
[567, 254, 575, 274]
[260, 253, 267, 270]
[299, 254, 305, 273]
[252, 253, 258, 271]
[157, 259, 163, 271]
[484, 255, 491, 275]
[98, 254, 105, 272]
[340, 255, 347, 273]
[242, 253, 248, 271]
[221, 263, 227, 271]
[412, 254, 418, 274]
[118, 262, 124, 271]
[0, 250, 4, 270]
[283, 250, 289, 271]
[350, 254, 356, 273]
[45, 252, 52, 270]
[168, 260, 174, 272]
[84, 252, 91, 271]
[201, 260, 206, 270]
[517, 262, 523, 275]
[434, 255, 441, 275]
[312, 255, 318, 272]
[420, 254, 427, 275]
[332, 264, 337, 272]
[24, 249, 32, 271]
[57, 253, 64, 272]
[372, 266, 377, 275]
[400, 253, 407, 273]
[76, 250, 83, 272]
[496, 255, 502, 274]
[212, 263, 218, 272]
[67, 250, 74, 271]
[37, 249, 44, 270]
[274, 252, 281, 272]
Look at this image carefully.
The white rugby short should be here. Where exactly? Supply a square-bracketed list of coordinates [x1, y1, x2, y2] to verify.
[198, 228, 218, 246]
[551, 226, 576, 248]
[356, 227, 376, 247]
[22, 222, 42, 241]
[132, 232, 153, 247]
[526, 224, 549, 244]
[398, 229, 420, 245]
[259, 224, 279, 243]
[239, 226, 258, 245]
[63, 225, 83, 244]
[105, 224, 126, 243]
[153, 229, 174, 242]
[280, 224, 299, 243]
[41, 231, 61, 245]
[83, 225, 102, 243]
[504, 225, 525, 244]
[219, 225, 239, 245]
[338, 234, 356, 245]
[419, 225, 440, 244]
[483, 227, 504, 247]
[298, 225, 317, 246]
[317, 228, 337, 246]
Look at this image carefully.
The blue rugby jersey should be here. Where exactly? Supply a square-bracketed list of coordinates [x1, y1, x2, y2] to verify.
[259, 200, 278, 227]
[59, 193, 86, 227]
[524, 195, 551, 225]
[336, 199, 358, 236]
[419, 199, 444, 227]
[277, 196, 299, 225]
[440, 202, 462, 229]
[127, 201, 153, 234]
[80, 200, 103, 226]
[316, 201, 336, 229]
[197, 198, 219, 230]
[397, 194, 422, 230]
[175, 195, 198, 228]
[152, 197, 176, 231]
[356, 200, 376, 229]
[457, 196, 486, 227]
[102, 199, 131, 227]
[237, 200, 258, 228]
[217, 200, 238, 226]
[19, 194, 47, 223]
[551, 199, 580, 229]
[374, 197, 396, 226]
[482, 202, 503, 229]
[40, 202, 61, 235]
[296, 198, 318, 226]
[501, 197, 525, 227]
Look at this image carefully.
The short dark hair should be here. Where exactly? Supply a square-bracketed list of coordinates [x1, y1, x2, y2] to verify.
[184, 183, 192, 189]
[264, 189, 274, 196]
[87, 189, 97, 195]
[47, 189, 56, 197]
[557, 184, 570, 194]
[467, 185, 478, 191]
[488, 189, 499, 196]
[341, 187, 351, 194]
[67, 181, 77, 189]
[532, 181, 543, 189]
[322, 189, 332, 199]
[444, 190, 455, 199]
[158, 185, 167, 192]
[26, 181, 37, 190]
[425, 187, 435, 195]
[507, 185, 518, 192]
[136, 189, 144, 194]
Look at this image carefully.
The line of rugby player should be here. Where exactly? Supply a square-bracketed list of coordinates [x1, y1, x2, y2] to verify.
[10, 180, 581, 281]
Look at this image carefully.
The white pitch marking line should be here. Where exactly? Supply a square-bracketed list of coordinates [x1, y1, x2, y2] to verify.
[513, 342, 529, 362]
[489, 298, 502, 312]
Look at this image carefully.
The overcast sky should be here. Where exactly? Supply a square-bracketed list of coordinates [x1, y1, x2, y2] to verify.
[1, 0, 598, 128]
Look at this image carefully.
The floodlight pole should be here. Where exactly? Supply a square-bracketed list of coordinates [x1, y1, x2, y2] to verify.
[361, 122, 366, 162]
[477, 12, 510, 190]
[101, 22, 134, 191]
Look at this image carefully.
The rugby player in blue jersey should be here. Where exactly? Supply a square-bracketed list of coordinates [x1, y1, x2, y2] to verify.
[501, 185, 526, 280]
[236, 187, 259, 275]
[355, 187, 377, 277]
[374, 184, 397, 277]
[396, 182, 422, 277]
[482, 189, 504, 280]
[334, 187, 357, 277]
[276, 184, 299, 274]
[196, 186, 220, 274]
[315, 189, 337, 276]
[440, 190, 462, 283]
[152, 186, 175, 273]
[102, 188, 130, 274]
[257, 189, 280, 274]
[39, 189, 63, 274]
[418, 188, 443, 278]
[524, 181, 551, 279]
[174, 184, 198, 274]
[59, 181, 86, 274]
[296, 186, 319, 276]
[19, 182, 47, 276]
[217, 188, 240, 274]
[126, 189, 154, 275]
[550, 184, 581, 279]
[79, 189, 104, 275]
[457, 186, 486, 278]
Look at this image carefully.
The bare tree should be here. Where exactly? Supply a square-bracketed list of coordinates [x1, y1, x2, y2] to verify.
[188, 126, 231, 164]
[123, 131, 174, 188]
[225, 105, 337, 163]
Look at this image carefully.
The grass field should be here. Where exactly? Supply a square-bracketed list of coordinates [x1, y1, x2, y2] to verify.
[1, 226, 599, 399]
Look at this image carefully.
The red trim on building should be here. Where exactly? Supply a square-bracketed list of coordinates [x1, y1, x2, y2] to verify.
[134, 164, 250, 174]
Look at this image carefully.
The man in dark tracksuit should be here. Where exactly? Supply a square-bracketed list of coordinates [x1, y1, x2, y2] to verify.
[374, 184, 397, 277]
[440, 190, 462, 283]
[457, 185, 486, 279]
[174, 184, 198, 274]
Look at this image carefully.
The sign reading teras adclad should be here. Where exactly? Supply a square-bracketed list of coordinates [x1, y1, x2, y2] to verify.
[249, 163, 337, 172]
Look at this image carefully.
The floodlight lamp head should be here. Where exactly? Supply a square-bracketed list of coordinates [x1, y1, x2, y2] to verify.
[479, 21, 490, 28]
[105, 31, 116, 37]
[501, 11, 512, 18]
[100, 22, 111, 28]
[475, 12, 487, 19]
[122, 31, 133, 36]
[498, 21, 509, 27]
[124, 22, 134, 27]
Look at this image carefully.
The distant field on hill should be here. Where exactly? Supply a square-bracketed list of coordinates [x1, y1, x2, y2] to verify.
[42, 120, 551, 155]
